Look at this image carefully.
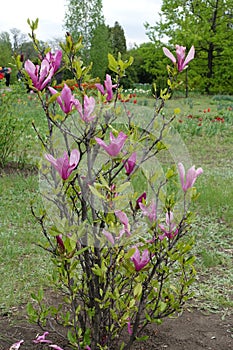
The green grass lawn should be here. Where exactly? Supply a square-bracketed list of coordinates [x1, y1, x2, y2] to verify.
[0, 86, 232, 315]
[0, 172, 51, 311]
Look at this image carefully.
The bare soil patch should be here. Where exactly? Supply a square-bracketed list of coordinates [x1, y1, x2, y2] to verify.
[0, 307, 232, 349]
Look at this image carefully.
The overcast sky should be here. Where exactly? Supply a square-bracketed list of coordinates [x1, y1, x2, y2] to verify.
[0, 0, 162, 46]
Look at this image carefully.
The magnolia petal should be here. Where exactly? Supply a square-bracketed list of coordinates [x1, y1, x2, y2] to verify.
[33, 331, 52, 344]
[163, 47, 176, 64]
[45, 153, 57, 168]
[102, 229, 115, 245]
[10, 340, 24, 350]
[127, 321, 133, 335]
[115, 210, 128, 227]
[57, 152, 70, 179]
[95, 137, 108, 150]
[83, 95, 96, 122]
[183, 45, 195, 68]
[177, 162, 186, 191]
[74, 99, 83, 118]
[69, 149, 80, 168]
[196, 167, 204, 176]
[105, 74, 114, 100]
[124, 152, 137, 175]
[185, 166, 197, 189]
[95, 83, 105, 95]
[49, 345, 64, 350]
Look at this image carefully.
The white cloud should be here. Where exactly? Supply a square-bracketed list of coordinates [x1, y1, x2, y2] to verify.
[103, 0, 162, 45]
[1, 0, 65, 40]
[0, 0, 162, 45]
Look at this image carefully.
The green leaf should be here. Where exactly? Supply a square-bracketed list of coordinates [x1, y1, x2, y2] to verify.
[145, 312, 152, 322]
[117, 181, 131, 193]
[89, 184, 105, 199]
[83, 328, 91, 344]
[108, 53, 118, 73]
[99, 174, 110, 189]
[92, 264, 102, 277]
[184, 255, 196, 265]
[48, 225, 62, 236]
[120, 342, 125, 350]
[67, 330, 77, 345]
[125, 247, 136, 259]
[134, 283, 142, 298]
[30, 292, 37, 301]
[27, 302, 38, 321]
[38, 287, 44, 302]
[75, 246, 89, 256]
[166, 167, 175, 179]
[136, 335, 149, 341]
[129, 299, 136, 308]
[48, 92, 60, 104]
[156, 141, 167, 151]
[159, 301, 167, 312]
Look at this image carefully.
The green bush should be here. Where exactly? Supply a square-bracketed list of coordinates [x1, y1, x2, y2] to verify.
[0, 86, 27, 167]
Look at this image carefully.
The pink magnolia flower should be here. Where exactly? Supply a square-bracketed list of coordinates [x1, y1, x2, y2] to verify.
[135, 192, 146, 209]
[178, 162, 203, 192]
[159, 211, 178, 240]
[45, 149, 80, 180]
[95, 131, 127, 157]
[48, 84, 77, 114]
[45, 50, 62, 72]
[163, 45, 195, 72]
[102, 211, 131, 244]
[56, 234, 65, 252]
[24, 50, 62, 90]
[139, 200, 156, 222]
[9, 340, 24, 350]
[115, 210, 131, 237]
[33, 331, 52, 344]
[74, 95, 96, 122]
[95, 74, 117, 101]
[131, 247, 150, 271]
[124, 152, 137, 175]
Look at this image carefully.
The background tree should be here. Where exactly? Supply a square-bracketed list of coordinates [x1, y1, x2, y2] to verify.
[64, 0, 104, 63]
[145, 0, 233, 94]
[10, 28, 27, 54]
[19, 41, 39, 61]
[0, 32, 15, 84]
[90, 24, 111, 80]
[109, 21, 127, 57]
[122, 42, 167, 90]
[0, 32, 13, 66]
